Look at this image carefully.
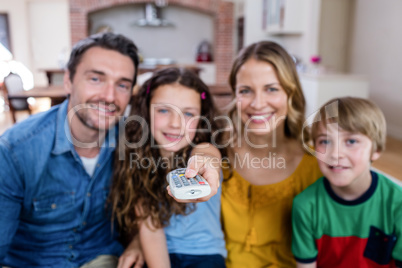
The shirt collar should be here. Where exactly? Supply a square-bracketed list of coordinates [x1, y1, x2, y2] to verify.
[52, 100, 118, 156]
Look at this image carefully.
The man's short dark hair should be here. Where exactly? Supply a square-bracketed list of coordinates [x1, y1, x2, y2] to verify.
[67, 32, 139, 87]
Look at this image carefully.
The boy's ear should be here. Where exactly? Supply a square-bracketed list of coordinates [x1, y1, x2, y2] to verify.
[371, 151, 381, 162]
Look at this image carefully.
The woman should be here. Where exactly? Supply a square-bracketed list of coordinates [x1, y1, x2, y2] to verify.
[221, 41, 322, 267]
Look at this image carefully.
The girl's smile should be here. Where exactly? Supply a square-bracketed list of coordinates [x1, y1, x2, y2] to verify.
[150, 83, 201, 157]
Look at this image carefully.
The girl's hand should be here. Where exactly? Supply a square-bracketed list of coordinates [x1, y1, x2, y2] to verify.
[117, 235, 144, 268]
[167, 143, 221, 203]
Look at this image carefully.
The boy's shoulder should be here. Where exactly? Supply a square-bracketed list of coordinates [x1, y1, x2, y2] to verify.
[376, 171, 402, 202]
[293, 177, 325, 208]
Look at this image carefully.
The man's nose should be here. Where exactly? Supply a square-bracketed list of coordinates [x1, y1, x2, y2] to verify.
[102, 82, 116, 103]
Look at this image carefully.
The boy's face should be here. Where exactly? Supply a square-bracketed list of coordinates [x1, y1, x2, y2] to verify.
[314, 122, 380, 192]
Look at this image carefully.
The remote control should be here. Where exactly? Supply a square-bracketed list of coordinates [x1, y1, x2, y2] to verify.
[167, 168, 211, 200]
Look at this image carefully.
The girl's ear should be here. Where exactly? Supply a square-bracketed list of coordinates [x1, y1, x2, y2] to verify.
[371, 151, 381, 162]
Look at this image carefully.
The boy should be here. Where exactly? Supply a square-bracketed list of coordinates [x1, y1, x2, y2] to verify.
[292, 97, 402, 267]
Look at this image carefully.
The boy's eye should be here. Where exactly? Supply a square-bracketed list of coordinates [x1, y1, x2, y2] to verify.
[318, 139, 330, 145]
[346, 139, 357, 145]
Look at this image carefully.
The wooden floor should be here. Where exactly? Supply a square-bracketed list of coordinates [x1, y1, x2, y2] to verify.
[372, 136, 402, 181]
[1, 109, 401, 182]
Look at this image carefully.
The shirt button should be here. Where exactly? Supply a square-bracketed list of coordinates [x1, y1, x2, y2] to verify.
[73, 228, 77, 232]
[51, 203, 57, 209]
[87, 192, 91, 197]
[96, 164, 100, 167]
[69, 245, 73, 249]
[82, 221, 87, 226]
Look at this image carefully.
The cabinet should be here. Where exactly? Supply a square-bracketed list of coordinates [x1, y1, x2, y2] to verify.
[300, 73, 369, 118]
[264, 0, 306, 35]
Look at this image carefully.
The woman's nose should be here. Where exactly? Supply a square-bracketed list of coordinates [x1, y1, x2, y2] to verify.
[250, 92, 264, 109]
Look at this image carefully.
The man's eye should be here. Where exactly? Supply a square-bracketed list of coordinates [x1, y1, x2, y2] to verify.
[90, 76, 100, 82]
[117, 83, 130, 91]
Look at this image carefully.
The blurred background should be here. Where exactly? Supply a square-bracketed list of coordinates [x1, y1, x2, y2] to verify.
[0, 0, 401, 180]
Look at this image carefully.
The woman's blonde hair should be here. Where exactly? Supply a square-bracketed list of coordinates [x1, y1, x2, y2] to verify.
[228, 41, 307, 142]
[311, 97, 387, 153]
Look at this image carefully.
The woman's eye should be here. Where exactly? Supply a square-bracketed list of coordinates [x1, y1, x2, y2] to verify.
[238, 88, 251, 95]
[266, 87, 278, 92]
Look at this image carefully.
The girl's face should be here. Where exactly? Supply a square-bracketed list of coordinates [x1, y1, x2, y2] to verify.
[235, 58, 288, 136]
[150, 83, 201, 157]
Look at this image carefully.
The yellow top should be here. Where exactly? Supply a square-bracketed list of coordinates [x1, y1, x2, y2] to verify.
[221, 154, 322, 268]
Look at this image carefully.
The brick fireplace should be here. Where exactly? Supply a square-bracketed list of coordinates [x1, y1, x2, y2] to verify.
[69, 0, 234, 84]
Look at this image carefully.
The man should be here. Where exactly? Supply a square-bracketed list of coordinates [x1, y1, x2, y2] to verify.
[0, 32, 142, 268]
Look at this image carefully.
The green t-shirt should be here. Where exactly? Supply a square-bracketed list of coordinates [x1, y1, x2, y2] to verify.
[292, 171, 402, 267]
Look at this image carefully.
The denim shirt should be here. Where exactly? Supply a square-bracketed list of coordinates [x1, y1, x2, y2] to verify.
[0, 100, 123, 267]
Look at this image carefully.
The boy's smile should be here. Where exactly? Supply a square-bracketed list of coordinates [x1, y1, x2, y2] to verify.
[315, 123, 380, 199]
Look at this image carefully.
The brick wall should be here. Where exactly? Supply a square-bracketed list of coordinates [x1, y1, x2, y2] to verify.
[69, 0, 234, 84]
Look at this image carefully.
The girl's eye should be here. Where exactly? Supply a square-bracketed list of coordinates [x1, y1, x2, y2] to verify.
[184, 112, 194, 117]
[158, 109, 168, 114]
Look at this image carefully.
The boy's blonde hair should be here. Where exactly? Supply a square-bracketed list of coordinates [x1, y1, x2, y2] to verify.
[311, 97, 386, 153]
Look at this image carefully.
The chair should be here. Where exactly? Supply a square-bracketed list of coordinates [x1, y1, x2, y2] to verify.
[2, 73, 32, 123]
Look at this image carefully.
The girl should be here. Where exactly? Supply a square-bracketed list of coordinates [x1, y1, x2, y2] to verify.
[110, 67, 226, 268]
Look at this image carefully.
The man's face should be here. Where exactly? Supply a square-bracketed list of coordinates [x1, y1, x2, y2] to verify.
[65, 46, 135, 131]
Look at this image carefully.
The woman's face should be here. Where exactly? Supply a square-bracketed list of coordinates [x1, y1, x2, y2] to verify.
[235, 58, 288, 136]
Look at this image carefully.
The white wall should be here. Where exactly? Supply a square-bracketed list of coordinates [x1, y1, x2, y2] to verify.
[0, 0, 71, 86]
[348, 0, 402, 139]
[319, 0, 351, 72]
[0, 0, 31, 73]
[89, 4, 214, 64]
[28, 0, 71, 85]
[242, 0, 321, 68]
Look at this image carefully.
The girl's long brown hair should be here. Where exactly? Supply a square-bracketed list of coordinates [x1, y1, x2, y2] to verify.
[109, 67, 223, 238]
